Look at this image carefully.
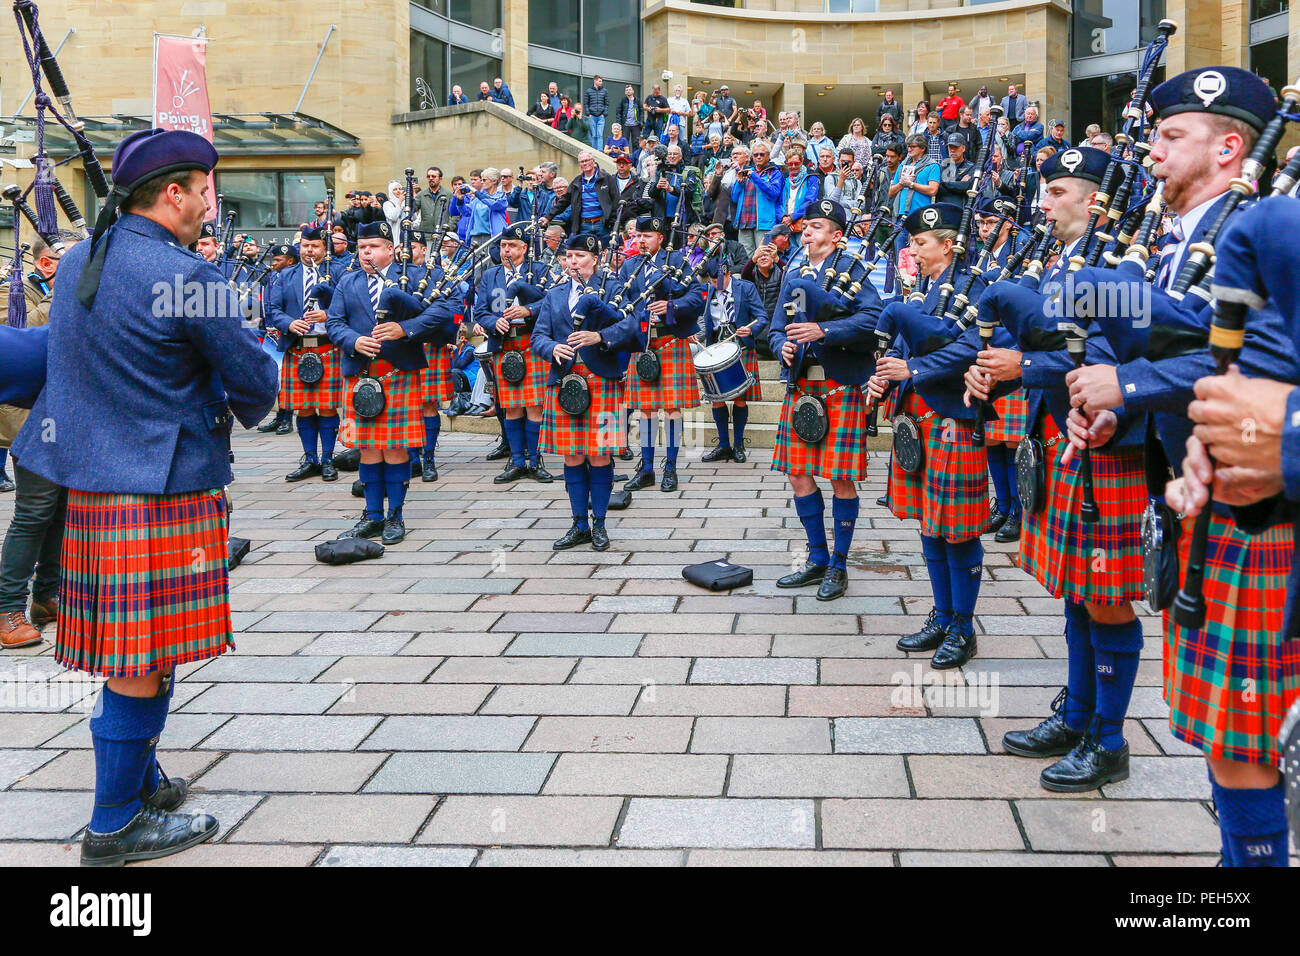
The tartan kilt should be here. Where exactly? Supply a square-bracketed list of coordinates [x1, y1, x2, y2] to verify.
[421, 342, 454, 405]
[494, 332, 549, 409]
[279, 343, 343, 413]
[1164, 515, 1300, 765]
[772, 376, 869, 481]
[343, 367, 425, 449]
[1017, 417, 1063, 594]
[1042, 443, 1146, 605]
[887, 390, 931, 522]
[922, 416, 992, 543]
[984, 387, 1029, 445]
[540, 363, 622, 458]
[56, 489, 232, 678]
[627, 337, 700, 410]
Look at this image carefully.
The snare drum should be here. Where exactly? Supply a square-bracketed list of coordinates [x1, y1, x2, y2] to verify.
[694, 340, 754, 402]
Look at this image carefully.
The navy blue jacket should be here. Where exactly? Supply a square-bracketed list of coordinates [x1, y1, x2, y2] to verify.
[532, 274, 641, 383]
[621, 249, 708, 345]
[472, 260, 551, 355]
[768, 254, 882, 387]
[325, 264, 454, 377]
[0, 325, 49, 408]
[702, 277, 769, 352]
[13, 214, 278, 494]
[266, 260, 336, 351]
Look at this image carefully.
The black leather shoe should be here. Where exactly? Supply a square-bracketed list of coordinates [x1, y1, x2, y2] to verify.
[275, 416, 293, 436]
[732, 445, 748, 463]
[142, 769, 188, 813]
[701, 445, 734, 463]
[256, 414, 281, 433]
[486, 440, 512, 461]
[987, 507, 1008, 533]
[776, 561, 828, 589]
[494, 463, 530, 484]
[1002, 692, 1086, 758]
[931, 620, 977, 670]
[553, 522, 593, 550]
[624, 469, 655, 491]
[816, 567, 848, 601]
[422, 457, 439, 482]
[80, 806, 219, 867]
[994, 513, 1021, 543]
[381, 516, 406, 545]
[320, 457, 339, 482]
[286, 456, 321, 482]
[875, 494, 889, 507]
[1040, 734, 1130, 793]
[896, 608, 948, 652]
[530, 462, 555, 483]
[618, 446, 635, 461]
[0, 474, 13, 493]
[339, 515, 384, 539]
[351, 479, 365, 498]
[590, 522, 610, 551]
[660, 463, 678, 492]
[409, 456, 422, 479]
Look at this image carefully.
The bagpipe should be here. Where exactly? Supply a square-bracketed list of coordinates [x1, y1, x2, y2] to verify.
[555, 231, 634, 416]
[632, 171, 701, 385]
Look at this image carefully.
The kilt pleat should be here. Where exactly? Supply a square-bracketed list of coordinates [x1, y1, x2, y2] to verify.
[1043, 444, 1146, 605]
[627, 337, 700, 410]
[1017, 417, 1062, 594]
[279, 344, 343, 413]
[984, 387, 1029, 445]
[56, 489, 233, 678]
[772, 376, 869, 481]
[422, 342, 454, 405]
[922, 416, 992, 542]
[887, 390, 930, 522]
[494, 332, 549, 409]
[540, 362, 622, 458]
[344, 368, 425, 449]
[1164, 514, 1300, 765]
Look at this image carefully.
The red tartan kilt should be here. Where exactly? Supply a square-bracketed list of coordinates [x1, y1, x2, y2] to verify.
[1017, 417, 1062, 594]
[343, 367, 425, 449]
[984, 387, 1029, 445]
[771, 376, 868, 481]
[494, 332, 549, 409]
[56, 489, 233, 678]
[279, 344, 343, 412]
[422, 342, 454, 404]
[1043, 443, 1146, 605]
[1164, 515, 1300, 764]
[627, 337, 700, 410]
[922, 416, 991, 542]
[887, 390, 930, 522]
[540, 363, 622, 458]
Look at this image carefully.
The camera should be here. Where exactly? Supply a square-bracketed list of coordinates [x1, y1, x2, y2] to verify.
[661, 70, 673, 82]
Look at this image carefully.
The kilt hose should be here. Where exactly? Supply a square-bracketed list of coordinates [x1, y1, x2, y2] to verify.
[1042, 442, 1146, 605]
[1017, 416, 1063, 593]
[921, 415, 992, 543]
[1164, 514, 1300, 765]
[540, 362, 622, 458]
[422, 342, 454, 405]
[343, 365, 425, 450]
[628, 336, 700, 410]
[771, 376, 869, 482]
[494, 331, 549, 409]
[56, 489, 232, 678]
[887, 389, 932, 522]
[279, 343, 343, 414]
[984, 387, 1029, 445]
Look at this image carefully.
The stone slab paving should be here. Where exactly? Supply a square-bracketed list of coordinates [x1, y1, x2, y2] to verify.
[0, 430, 1223, 865]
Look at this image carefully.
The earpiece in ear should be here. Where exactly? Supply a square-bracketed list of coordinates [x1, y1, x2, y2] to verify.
[1221, 148, 1231, 155]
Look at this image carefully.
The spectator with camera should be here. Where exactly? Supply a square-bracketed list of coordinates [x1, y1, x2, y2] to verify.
[604, 122, 630, 159]
[643, 83, 670, 139]
[729, 138, 783, 254]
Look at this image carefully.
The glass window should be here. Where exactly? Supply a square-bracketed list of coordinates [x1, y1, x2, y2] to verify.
[410, 32, 448, 111]
[828, 0, 879, 10]
[1251, 36, 1288, 92]
[412, 0, 447, 15]
[449, 0, 501, 32]
[1068, 69, 1162, 145]
[450, 46, 503, 101]
[1250, 0, 1288, 18]
[215, 171, 278, 230]
[531, 0, 580, 52]
[1072, 0, 1139, 58]
[584, 0, 640, 62]
[529, 67, 582, 112]
[1137, 0, 1167, 44]
[280, 172, 334, 229]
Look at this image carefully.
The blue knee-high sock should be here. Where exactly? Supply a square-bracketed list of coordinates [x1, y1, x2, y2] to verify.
[297, 414, 319, 462]
[588, 462, 614, 522]
[711, 406, 731, 448]
[920, 535, 953, 629]
[986, 445, 1012, 514]
[794, 489, 829, 567]
[89, 687, 169, 834]
[525, 418, 542, 467]
[318, 415, 339, 461]
[504, 416, 527, 467]
[384, 461, 409, 520]
[639, 415, 655, 471]
[408, 447, 421, 468]
[1212, 776, 1290, 867]
[564, 464, 591, 529]
[946, 536, 983, 620]
[1063, 601, 1095, 731]
[830, 495, 858, 571]
[732, 404, 749, 450]
[1091, 617, 1142, 750]
[358, 462, 385, 522]
[423, 415, 441, 456]
[140, 677, 175, 798]
[1003, 447, 1022, 516]
[665, 416, 681, 465]
[0, 447, 8, 475]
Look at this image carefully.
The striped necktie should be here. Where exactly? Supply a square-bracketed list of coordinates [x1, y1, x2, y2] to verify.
[1156, 220, 1185, 290]
[722, 288, 737, 326]
[368, 273, 382, 313]
[304, 265, 318, 299]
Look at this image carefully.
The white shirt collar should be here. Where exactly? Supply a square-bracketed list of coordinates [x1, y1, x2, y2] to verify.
[1168, 191, 1228, 276]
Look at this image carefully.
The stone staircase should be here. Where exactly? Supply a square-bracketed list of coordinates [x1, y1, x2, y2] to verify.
[442, 358, 894, 451]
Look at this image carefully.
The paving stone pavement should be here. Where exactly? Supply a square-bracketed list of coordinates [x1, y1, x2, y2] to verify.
[0, 428, 1224, 867]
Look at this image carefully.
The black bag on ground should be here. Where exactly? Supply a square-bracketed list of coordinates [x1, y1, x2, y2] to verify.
[315, 538, 385, 564]
[607, 489, 632, 511]
[228, 536, 251, 570]
[682, 559, 753, 591]
[334, 447, 361, 471]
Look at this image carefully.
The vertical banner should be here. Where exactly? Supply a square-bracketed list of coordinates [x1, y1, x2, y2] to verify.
[153, 33, 216, 219]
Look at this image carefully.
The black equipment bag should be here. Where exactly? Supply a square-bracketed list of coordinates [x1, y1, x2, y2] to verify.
[635, 348, 662, 384]
[607, 489, 632, 511]
[791, 393, 829, 444]
[296, 350, 324, 384]
[892, 413, 924, 474]
[227, 536, 251, 570]
[1141, 417, 1181, 612]
[682, 559, 753, 591]
[334, 447, 361, 471]
[1015, 435, 1047, 515]
[500, 349, 527, 384]
[315, 538, 385, 565]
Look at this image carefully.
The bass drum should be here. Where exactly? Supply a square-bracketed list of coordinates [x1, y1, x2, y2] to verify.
[694, 340, 753, 402]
